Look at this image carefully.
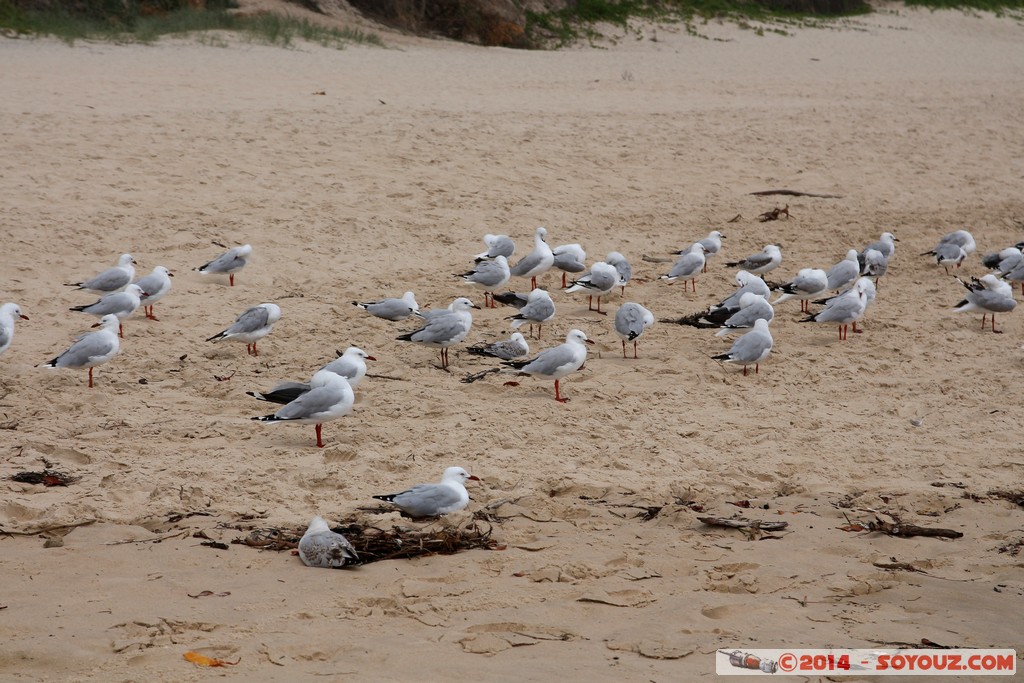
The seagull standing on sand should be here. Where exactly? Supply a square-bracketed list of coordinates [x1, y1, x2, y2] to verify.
[196, 244, 252, 286]
[726, 244, 782, 275]
[467, 332, 530, 360]
[714, 292, 775, 337]
[246, 346, 375, 405]
[298, 516, 359, 568]
[503, 328, 593, 403]
[800, 278, 870, 340]
[606, 251, 632, 295]
[922, 230, 973, 274]
[695, 230, 725, 272]
[509, 227, 554, 290]
[64, 253, 135, 293]
[475, 233, 515, 262]
[251, 370, 354, 448]
[506, 288, 555, 339]
[825, 249, 861, 292]
[396, 297, 477, 369]
[0, 303, 29, 356]
[772, 268, 828, 313]
[660, 243, 706, 291]
[353, 291, 419, 321]
[133, 266, 173, 320]
[40, 314, 120, 388]
[711, 317, 773, 376]
[206, 302, 281, 356]
[373, 467, 480, 518]
[551, 243, 587, 288]
[565, 261, 619, 314]
[614, 303, 654, 359]
[68, 283, 145, 338]
[458, 255, 510, 308]
[952, 274, 1017, 333]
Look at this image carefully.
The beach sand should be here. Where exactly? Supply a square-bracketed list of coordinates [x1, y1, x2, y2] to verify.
[1, 4, 1023, 680]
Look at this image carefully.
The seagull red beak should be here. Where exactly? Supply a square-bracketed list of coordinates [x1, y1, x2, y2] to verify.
[366, 355, 377, 361]
[167, 272, 175, 277]
[584, 339, 595, 345]
[467, 475, 481, 481]
[20, 314, 29, 320]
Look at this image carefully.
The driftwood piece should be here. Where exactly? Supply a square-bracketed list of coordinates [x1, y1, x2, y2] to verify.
[750, 189, 844, 198]
[461, 367, 501, 384]
[757, 204, 790, 222]
[698, 516, 788, 532]
[867, 517, 963, 539]
[641, 254, 673, 264]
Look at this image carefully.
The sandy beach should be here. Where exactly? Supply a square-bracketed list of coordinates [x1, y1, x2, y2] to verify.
[1, 4, 1023, 680]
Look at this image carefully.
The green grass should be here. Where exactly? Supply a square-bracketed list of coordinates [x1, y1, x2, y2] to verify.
[525, 0, 1022, 47]
[0, 2, 383, 48]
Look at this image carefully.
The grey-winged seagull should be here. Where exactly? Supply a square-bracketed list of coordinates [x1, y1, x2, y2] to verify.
[206, 303, 281, 356]
[40, 314, 120, 388]
[196, 244, 252, 286]
[373, 466, 480, 518]
[251, 370, 354, 448]
[298, 516, 359, 568]
[503, 328, 593, 403]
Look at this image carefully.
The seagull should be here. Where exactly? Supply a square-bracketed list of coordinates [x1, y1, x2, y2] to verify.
[40, 314, 120, 388]
[353, 291, 419, 321]
[711, 317, 773, 376]
[953, 274, 1016, 333]
[196, 244, 252, 286]
[252, 371, 354, 448]
[936, 229, 976, 255]
[506, 288, 555, 339]
[551, 243, 587, 288]
[64, 253, 135, 294]
[714, 292, 775, 337]
[606, 251, 632, 295]
[508, 226, 554, 290]
[800, 278, 870, 340]
[922, 241, 967, 274]
[467, 332, 530, 360]
[474, 233, 515, 262]
[206, 303, 281, 356]
[457, 255, 510, 308]
[0, 303, 29, 356]
[502, 328, 593, 403]
[725, 244, 782, 275]
[984, 246, 1023, 275]
[773, 268, 828, 313]
[998, 258, 1024, 296]
[133, 266, 173, 320]
[298, 516, 359, 568]
[565, 261, 619, 314]
[396, 297, 477, 369]
[372, 466, 480, 518]
[710, 271, 771, 312]
[246, 347, 375, 405]
[660, 243, 706, 291]
[695, 230, 725, 272]
[825, 249, 861, 291]
[68, 284, 145, 338]
[858, 232, 898, 274]
[614, 303, 654, 359]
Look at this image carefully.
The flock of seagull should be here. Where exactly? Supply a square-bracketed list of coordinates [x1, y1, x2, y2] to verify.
[1, 225, 1021, 567]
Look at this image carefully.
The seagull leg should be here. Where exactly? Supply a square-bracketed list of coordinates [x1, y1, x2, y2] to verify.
[554, 379, 569, 403]
[229, 274, 235, 286]
[981, 314, 987, 330]
[853, 321, 862, 333]
[755, 363, 759, 374]
[587, 295, 594, 311]
[690, 278, 696, 293]
[633, 340, 639, 359]
[621, 340, 627, 359]
[743, 365, 748, 376]
[561, 272, 567, 288]
[315, 423, 324, 448]
[992, 315, 1002, 334]
[118, 323, 124, 338]
[88, 367, 94, 388]
[531, 276, 537, 289]
[702, 263, 707, 274]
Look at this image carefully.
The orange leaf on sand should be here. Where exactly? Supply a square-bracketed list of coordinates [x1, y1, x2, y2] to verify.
[183, 651, 240, 667]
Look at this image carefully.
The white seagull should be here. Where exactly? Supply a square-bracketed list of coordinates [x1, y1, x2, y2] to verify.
[695, 230, 725, 272]
[506, 288, 555, 339]
[206, 303, 282, 356]
[458, 255, 510, 308]
[661, 243, 706, 291]
[0, 303, 29, 356]
[252, 371, 354, 448]
[196, 244, 252, 286]
[953, 274, 1017, 333]
[64, 253, 135, 294]
[133, 265, 173, 320]
[246, 346, 376, 405]
[475, 233, 516, 262]
[565, 261, 619, 314]
[396, 297, 477, 369]
[40, 314, 120, 388]
[711, 317, 773, 376]
[825, 249, 861, 291]
[606, 251, 632, 295]
[467, 332, 530, 361]
[298, 516, 359, 569]
[68, 283, 145, 338]
[726, 244, 782, 275]
[509, 227, 554, 290]
[502, 328, 593, 403]
[353, 291, 419, 321]
[551, 243, 587, 288]
[373, 466, 480, 518]
[773, 268, 829, 313]
[614, 303, 655, 359]
[800, 278, 870, 340]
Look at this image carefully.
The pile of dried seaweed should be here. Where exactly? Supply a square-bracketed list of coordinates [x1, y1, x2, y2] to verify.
[9, 469, 79, 487]
[231, 519, 500, 564]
